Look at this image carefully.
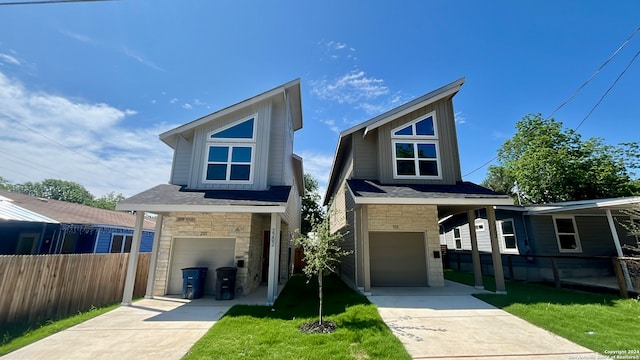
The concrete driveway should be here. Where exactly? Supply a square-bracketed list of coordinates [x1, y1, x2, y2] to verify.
[368, 281, 600, 360]
[1, 289, 269, 360]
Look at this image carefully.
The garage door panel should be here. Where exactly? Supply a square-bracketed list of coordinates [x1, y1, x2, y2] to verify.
[168, 238, 235, 295]
[370, 232, 427, 286]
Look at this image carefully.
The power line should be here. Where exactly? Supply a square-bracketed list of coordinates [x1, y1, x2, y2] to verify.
[547, 26, 640, 119]
[463, 26, 640, 178]
[0, 0, 115, 5]
[575, 49, 640, 130]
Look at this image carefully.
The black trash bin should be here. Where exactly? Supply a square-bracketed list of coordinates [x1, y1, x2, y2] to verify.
[181, 267, 208, 300]
[215, 267, 237, 300]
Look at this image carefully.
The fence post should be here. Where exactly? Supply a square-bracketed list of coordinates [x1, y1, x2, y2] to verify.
[551, 257, 561, 288]
[612, 257, 629, 299]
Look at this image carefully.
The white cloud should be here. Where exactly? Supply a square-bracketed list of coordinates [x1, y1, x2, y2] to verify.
[121, 47, 165, 72]
[454, 111, 467, 124]
[311, 70, 389, 105]
[170, 98, 179, 104]
[298, 150, 334, 202]
[0, 71, 175, 197]
[59, 29, 97, 45]
[0, 53, 20, 66]
[322, 119, 340, 134]
[183, 103, 192, 109]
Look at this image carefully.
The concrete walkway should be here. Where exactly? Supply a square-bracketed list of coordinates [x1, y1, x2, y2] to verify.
[2, 289, 270, 360]
[368, 281, 600, 360]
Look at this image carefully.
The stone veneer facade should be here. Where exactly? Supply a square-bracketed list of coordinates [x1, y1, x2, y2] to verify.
[366, 204, 444, 286]
[153, 211, 291, 297]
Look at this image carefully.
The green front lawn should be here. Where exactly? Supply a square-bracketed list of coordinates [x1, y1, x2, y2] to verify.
[183, 274, 410, 360]
[445, 269, 640, 353]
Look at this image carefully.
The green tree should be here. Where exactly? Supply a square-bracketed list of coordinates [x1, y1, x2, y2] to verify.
[486, 114, 640, 204]
[481, 165, 515, 196]
[0, 176, 13, 191]
[13, 179, 95, 205]
[301, 173, 325, 236]
[293, 215, 351, 328]
[92, 191, 126, 210]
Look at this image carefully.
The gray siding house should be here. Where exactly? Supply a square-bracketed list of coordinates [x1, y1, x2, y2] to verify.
[324, 78, 514, 293]
[441, 197, 640, 285]
[117, 79, 303, 305]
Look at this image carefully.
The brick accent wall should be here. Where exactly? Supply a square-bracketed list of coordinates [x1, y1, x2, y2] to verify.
[367, 204, 444, 286]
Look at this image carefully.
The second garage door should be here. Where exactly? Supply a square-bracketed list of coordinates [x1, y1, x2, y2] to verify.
[167, 237, 236, 295]
[369, 232, 427, 286]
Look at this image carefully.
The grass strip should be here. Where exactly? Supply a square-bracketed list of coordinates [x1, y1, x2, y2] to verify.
[444, 269, 640, 353]
[183, 274, 410, 360]
[0, 302, 120, 356]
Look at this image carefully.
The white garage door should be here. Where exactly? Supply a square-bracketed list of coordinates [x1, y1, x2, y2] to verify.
[168, 238, 236, 295]
[369, 232, 427, 286]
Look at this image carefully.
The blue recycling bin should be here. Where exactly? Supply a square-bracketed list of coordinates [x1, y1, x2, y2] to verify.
[181, 267, 208, 299]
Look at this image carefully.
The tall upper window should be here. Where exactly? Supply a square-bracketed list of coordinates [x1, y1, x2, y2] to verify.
[553, 216, 582, 253]
[204, 115, 256, 183]
[391, 112, 441, 179]
[453, 227, 462, 249]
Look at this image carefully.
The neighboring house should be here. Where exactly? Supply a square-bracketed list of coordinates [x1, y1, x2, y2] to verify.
[117, 79, 303, 305]
[323, 78, 513, 293]
[0, 190, 155, 255]
[440, 197, 640, 282]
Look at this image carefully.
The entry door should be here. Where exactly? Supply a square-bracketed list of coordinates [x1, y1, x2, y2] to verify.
[369, 232, 428, 286]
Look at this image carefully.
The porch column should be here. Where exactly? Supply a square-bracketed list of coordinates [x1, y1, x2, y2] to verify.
[486, 206, 506, 294]
[145, 214, 163, 299]
[362, 205, 371, 293]
[467, 210, 484, 289]
[122, 211, 145, 305]
[606, 209, 633, 289]
[267, 213, 281, 305]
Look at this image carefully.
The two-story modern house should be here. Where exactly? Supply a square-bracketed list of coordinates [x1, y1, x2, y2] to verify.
[324, 78, 513, 293]
[117, 79, 303, 305]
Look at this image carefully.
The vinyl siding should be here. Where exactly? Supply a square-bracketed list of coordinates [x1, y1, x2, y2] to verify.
[94, 227, 154, 253]
[352, 128, 378, 179]
[267, 97, 288, 186]
[188, 101, 272, 190]
[376, 97, 462, 185]
[170, 136, 192, 186]
[338, 187, 357, 288]
[575, 216, 617, 256]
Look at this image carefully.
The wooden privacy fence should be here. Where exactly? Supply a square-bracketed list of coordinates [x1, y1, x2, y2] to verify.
[0, 253, 151, 326]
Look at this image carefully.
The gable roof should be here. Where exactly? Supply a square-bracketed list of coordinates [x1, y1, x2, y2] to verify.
[324, 78, 465, 204]
[0, 190, 155, 230]
[159, 78, 302, 149]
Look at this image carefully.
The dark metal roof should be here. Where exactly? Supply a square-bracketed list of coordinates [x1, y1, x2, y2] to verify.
[118, 184, 292, 207]
[347, 179, 510, 200]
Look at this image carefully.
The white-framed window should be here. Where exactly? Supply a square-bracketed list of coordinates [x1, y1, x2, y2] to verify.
[204, 115, 257, 183]
[391, 112, 442, 179]
[453, 227, 462, 249]
[110, 234, 133, 253]
[553, 216, 582, 253]
[498, 219, 518, 253]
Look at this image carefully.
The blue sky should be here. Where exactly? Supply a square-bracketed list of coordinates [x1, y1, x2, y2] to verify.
[0, 1, 638, 198]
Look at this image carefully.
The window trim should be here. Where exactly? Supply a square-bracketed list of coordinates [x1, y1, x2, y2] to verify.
[474, 219, 485, 232]
[453, 227, 462, 250]
[552, 215, 582, 253]
[390, 111, 442, 180]
[110, 234, 133, 253]
[497, 218, 518, 253]
[203, 114, 257, 184]
[203, 143, 256, 183]
[206, 114, 257, 142]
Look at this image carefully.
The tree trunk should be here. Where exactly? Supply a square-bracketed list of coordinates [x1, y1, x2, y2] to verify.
[318, 273, 323, 325]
